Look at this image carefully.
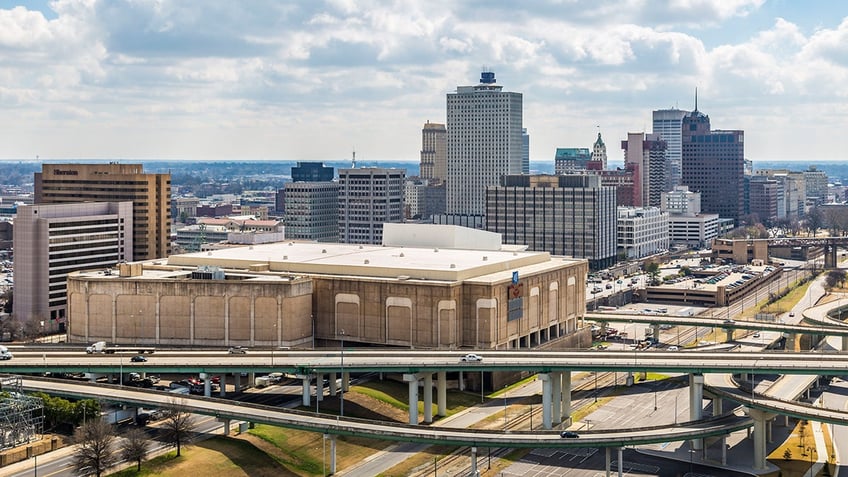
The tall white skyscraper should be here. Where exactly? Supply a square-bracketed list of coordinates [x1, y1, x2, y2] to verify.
[446, 71, 523, 218]
[652, 108, 687, 188]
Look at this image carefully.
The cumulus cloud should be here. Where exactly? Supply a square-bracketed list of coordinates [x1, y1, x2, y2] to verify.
[0, 0, 846, 161]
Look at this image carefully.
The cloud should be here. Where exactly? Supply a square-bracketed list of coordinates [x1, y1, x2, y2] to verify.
[0, 0, 845, 161]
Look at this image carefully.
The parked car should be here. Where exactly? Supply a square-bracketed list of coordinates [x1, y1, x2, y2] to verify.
[560, 431, 580, 438]
[460, 353, 483, 362]
[130, 355, 147, 363]
[228, 346, 248, 354]
[789, 312, 796, 317]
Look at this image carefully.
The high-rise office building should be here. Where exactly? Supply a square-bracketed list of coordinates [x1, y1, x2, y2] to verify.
[554, 148, 592, 174]
[486, 174, 617, 269]
[680, 109, 745, 222]
[521, 128, 530, 174]
[420, 122, 447, 182]
[622, 132, 668, 207]
[283, 182, 340, 242]
[292, 161, 335, 182]
[804, 166, 828, 205]
[34, 163, 171, 260]
[14, 201, 133, 330]
[446, 71, 522, 220]
[338, 167, 405, 244]
[748, 176, 779, 226]
[652, 108, 688, 188]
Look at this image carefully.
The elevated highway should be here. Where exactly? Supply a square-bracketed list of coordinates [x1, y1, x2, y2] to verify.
[19, 376, 752, 450]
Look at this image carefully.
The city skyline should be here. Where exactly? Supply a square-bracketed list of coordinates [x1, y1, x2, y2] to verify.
[1, 1, 846, 162]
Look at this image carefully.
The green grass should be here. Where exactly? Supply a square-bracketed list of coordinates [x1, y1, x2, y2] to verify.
[353, 379, 484, 416]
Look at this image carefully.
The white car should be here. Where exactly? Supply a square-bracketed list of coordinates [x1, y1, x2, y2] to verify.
[460, 353, 483, 362]
[667, 346, 679, 351]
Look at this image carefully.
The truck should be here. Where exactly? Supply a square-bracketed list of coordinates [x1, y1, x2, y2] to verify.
[85, 341, 155, 354]
[0, 345, 12, 360]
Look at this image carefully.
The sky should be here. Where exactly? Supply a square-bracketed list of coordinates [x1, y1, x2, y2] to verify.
[1, 0, 847, 163]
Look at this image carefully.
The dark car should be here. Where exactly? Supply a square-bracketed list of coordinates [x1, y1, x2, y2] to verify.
[560, 431, 579, 438]
[130, 355, 147, 362]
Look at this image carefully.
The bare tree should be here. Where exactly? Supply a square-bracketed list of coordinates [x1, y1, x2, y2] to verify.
[160, 399, 196, 457]
[72, 419, 117, 477]
[121, 427, 151, 471]
[806, 207, 823, 236]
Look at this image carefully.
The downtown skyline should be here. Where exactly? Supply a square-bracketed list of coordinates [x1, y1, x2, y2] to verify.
[1, 0, 847, 162]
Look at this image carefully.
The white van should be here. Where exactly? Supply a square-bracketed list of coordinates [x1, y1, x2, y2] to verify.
[0, 346, 13, 360]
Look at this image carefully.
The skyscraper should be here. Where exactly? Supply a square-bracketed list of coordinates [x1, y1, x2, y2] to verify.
[622, 132, 668, 207]
[681, 109, 745, 222]
[420, 121, 447, 182]
[446, 71, 523, 220]
[34, 163, 171, 260]
[338, 167, 405, 244]
[652, 108, 688, 188]
[521, 128, 530, 174]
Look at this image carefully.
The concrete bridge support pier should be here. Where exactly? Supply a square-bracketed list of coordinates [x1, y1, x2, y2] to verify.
[200, 373, 211, 397]
[748, 409, 775, 470]
[299, 375, 310, 406]
[470, 447, 478, 477]
[724, 329, 733, 342]
[219, 375, 226, 397]
[689, 373, 704, 450]
[316, 373, 324, 402]
[785, 333, 796, 352]
[329, 434, 337, 475]
[651, 324, 661, 342]
[403, 373, 420, 425]
[561, 372, 572, 425]
[551, 371, 562, 426]
[329, 372, 338, 396]
[423, 373, 433, 424]
[539, 373, 552, 429]
[841, 335, 848, 351]
[437, 371, 447, 417]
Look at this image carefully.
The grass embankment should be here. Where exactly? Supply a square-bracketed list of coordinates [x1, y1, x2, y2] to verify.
[109, 379, 480, 476]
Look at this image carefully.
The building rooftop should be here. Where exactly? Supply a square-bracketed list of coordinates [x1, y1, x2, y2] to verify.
[163, 242, 577, 283]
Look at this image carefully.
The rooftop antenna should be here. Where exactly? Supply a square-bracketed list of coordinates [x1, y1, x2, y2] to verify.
[694, 87, 698, 112]
[352, 149, 356, 168]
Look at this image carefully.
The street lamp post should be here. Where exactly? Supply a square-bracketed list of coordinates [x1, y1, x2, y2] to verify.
[340, 329, 345, 417]
[594, 372, 598, 403]
[503, 386, 508, 431]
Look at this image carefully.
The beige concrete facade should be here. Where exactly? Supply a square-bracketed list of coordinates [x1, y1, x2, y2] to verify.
[66, 241, 588, 351]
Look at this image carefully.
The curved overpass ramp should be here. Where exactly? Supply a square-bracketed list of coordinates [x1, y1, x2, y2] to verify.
[21, 376, 751, 449]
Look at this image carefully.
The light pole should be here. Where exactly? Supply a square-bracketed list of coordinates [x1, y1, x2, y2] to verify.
[340, 329, 345, 418]
[503, 386, 508, 430]
[119, 355, 123, 388]
[806, 446, 815, 477]
[594, 372, 598, 403]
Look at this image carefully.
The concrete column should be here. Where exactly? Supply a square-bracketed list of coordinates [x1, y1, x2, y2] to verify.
[423, 373, 433, 424]
[651, 324, 661, 342]
[767, 419, 773, 443]
[316, 373, 324, 402]
[552, 372, 562, 425]
[300, 375, 310, 407]
[219, 374, 226, 397]
[200, 373, 211, 397]
[713, 396, 723, 416]
[562, 371, 572, 424]
[721, 436, 727, 465]
[689, 373, 704, 450]
[842, 335, 848, 351]
[342, 371, 350, 392]
[248, 372, 255, 390]
[749, 409, 772, 470]
[725, 329, 734, 342]
[605, 447, 611, 477]
[437, 371, 447, 417]
[221, 418, 231, 436]
[329, 434, 337, 475]
[785, 333, 796, 352]
[539, 373, 552, 429]
[329, 372, 338, 396]
[618, 447, 624, 477]
[459, 371, 465, 391]
[235, 373, 241, 392]
[470, 447, 478, 476]
[404, 373, 420, 425]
